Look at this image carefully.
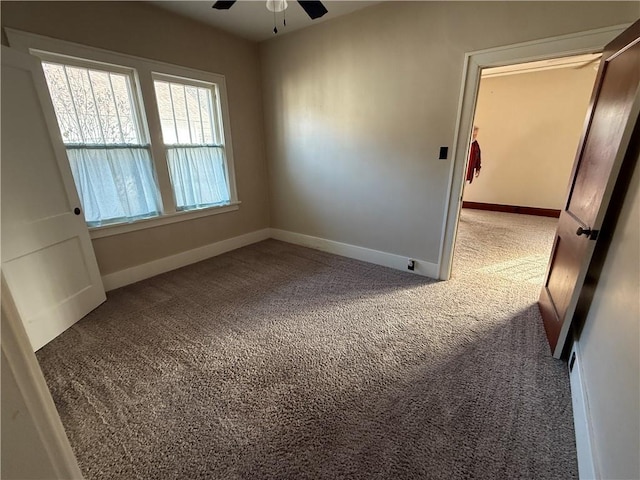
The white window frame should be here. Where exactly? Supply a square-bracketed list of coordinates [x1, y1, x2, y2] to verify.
[152, 72, 233, 212]
[6, 28, 240, 240]
[152, 72, 225, 146]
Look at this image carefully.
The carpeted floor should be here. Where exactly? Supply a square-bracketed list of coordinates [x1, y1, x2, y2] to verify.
[36, 209, 577, 479]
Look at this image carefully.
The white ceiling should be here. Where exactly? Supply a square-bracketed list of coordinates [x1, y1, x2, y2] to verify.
[150, 0, 381, 42]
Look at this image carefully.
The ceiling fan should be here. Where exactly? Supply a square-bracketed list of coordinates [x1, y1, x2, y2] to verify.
[212, 1, 329, 32]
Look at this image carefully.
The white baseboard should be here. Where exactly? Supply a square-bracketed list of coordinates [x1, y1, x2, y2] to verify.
[270, 228, 439, 279]
[569, 341, 598, 480]
[102, 227, 439, 291]
[101, 228, 271, 291]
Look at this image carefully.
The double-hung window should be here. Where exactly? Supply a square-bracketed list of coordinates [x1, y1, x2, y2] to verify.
[153, 74, 231, 210]
[12, 30, 239, 235]
[42, 59, 160, 226]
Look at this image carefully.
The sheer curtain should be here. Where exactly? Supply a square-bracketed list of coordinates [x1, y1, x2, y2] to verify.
[67, 147, 160, 226]
[167, 146, 230, 210]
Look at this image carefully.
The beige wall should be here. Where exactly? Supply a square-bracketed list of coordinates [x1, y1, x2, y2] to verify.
[577, 150, 639, 479]
[463, 66, 598, 209]
[1, 1, 270, 275]
[260, 1, 636, 264]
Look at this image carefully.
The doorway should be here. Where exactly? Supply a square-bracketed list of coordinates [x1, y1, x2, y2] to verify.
[451, 54, 601, 281]
[438, 24, 628, 282]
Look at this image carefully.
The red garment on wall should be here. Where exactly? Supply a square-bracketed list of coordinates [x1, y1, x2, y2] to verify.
[466, 140, 481, 183]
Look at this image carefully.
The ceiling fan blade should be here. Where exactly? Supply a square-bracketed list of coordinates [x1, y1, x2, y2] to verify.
[297, 1, 328, 20]
[212, 1, 236, 10]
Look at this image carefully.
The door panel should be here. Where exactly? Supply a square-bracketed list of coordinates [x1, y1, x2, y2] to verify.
[545, 235, 575, 320]
[4, 237, 91, 319]
[539, 22, 640, 358]
[1, 65, 71, 226]
[1, 46, 106, 351]
[567, 42, 640, 223]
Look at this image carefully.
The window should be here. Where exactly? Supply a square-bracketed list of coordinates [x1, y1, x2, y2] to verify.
[42, 61, 160, 226]
[153, 75, 230, 210]
[20, 37, 239, 235]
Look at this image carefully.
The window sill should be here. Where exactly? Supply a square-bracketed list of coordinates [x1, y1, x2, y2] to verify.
[88, 201, 241, 239]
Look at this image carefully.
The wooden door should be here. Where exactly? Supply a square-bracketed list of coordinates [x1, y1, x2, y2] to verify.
[539, 21, 640, 358]
[1, 47, 106, 351]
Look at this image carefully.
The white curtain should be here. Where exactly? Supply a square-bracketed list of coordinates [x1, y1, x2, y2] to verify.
[167, 146, 230, 210]
[67, 147, 160, 226]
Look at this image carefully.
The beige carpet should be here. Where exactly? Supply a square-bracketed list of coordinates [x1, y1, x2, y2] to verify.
[454, 208, 558, 280]
[36, 209, 576, 479]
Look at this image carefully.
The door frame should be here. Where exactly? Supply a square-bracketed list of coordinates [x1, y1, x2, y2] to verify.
[438, 23, 631, 281]
[1, 274, 83, 479]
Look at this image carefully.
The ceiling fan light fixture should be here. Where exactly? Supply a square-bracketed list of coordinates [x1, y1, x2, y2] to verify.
[266, 0, 288, 13]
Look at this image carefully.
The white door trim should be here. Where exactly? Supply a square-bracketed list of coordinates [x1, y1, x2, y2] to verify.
[1, 275, 83, 479]
[568, 341, 599, 480]
[438, 23, 630, 281]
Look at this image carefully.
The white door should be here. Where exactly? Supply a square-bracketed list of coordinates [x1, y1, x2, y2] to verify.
[1, 46, 106, 351]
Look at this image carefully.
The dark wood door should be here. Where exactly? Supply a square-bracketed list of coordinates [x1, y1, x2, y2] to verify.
[539, 21, 640, 358]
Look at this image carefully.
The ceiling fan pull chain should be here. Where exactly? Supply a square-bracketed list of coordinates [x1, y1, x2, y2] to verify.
[273, 8, 278, 34]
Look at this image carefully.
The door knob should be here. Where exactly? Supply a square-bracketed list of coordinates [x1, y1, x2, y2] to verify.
[74, 207, 81, 215]
[576, 226, 598, 240]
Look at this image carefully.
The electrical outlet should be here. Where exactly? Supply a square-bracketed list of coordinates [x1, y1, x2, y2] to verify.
[569, 351, 576, 372]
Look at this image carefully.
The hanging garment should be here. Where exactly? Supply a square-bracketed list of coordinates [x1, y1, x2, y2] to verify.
[466, 140, 482, 183]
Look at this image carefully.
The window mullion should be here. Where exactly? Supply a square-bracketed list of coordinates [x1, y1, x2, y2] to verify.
[196, 89, 205, 143]
[138, 69, 177, 214]
[182, 84, 193, 144]
[125, 73, 146, 144]
[209, 88, 221, 145]
[167, 82, 180, 144]
[86, 69, 108, 143]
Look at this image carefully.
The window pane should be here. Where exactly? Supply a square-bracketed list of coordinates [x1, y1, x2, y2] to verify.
[110, 73, 139, 144]
[67, 147, 159, 225]
[154, 79, 218, 146]
[88, 69, 122, 143]
[154, 81, 177, 144]
[185, 86, 202, 144]
[65, 66, 103, 143]
[43, 62, 143, 146]
[170, 83, 191, 144]
[198, 89, 214, 144]
[167, 146, 229, 209]
[43, 63, 83, 143]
